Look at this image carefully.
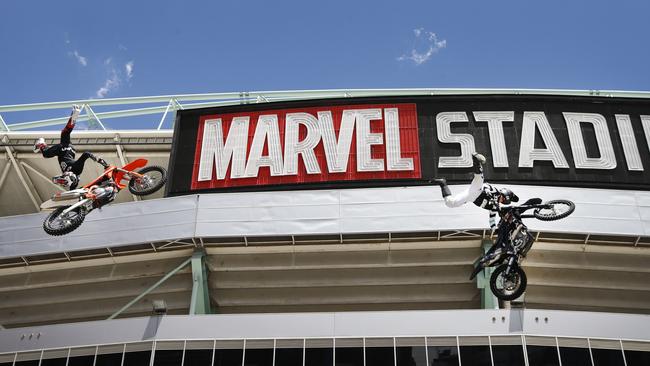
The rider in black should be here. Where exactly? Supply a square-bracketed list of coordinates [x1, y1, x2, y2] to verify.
[34, 105, 108, 190]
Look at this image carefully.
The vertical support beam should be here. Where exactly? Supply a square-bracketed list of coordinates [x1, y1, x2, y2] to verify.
[4, 146, 41, 210]
[108, 256, 192, 320]
[0, 114, 9, 131]
[189, 249, 211, 315]
[114, 135, 139, 201]
[84, 104, 107, 130]
[0, 162, 12, 193]
[477, 238, 499, 309]
[157, 100, 173, 130]
[157, 98, 183, 130]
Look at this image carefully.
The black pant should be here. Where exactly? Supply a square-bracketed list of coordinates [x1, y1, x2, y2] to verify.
[66, 152, 95, 175]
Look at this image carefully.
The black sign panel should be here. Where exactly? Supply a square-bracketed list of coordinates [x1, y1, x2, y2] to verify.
[167, 95, 650, 196]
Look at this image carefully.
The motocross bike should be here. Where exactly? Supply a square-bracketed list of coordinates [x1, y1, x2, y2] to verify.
[41, 159, 167, 236]
[469, 198, 575, 301]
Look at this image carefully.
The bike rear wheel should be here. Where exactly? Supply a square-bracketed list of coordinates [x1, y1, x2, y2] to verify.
[533, 199, 575, 221]
[128, 166, 167, 196]
[490, 264, 527, 301]
[43, 206, 86, 236]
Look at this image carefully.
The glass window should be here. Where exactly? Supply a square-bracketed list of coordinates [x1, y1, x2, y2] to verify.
[41, 349, 69, 366]
[14, 351, 41, 366]
[275, 339, 303, 366]
[96, 344, 124, 366]
[427, 337, 459, 366]
[124, 342, 153, 366]
[214, 340, 244, 366]
[68, 346, 96, 366]
[395, 337, 426, 366]
[458, 337, 490, 366]
[558, 338, 591, 366]
[305, 339, 333, 366]
[0, 352, 16, 366]
[590, 339, 624, 366]
[491, 336, 525, 366]
[184, 340, 214, 366]
[591, 348, 624, 366]
[335, 338, 363, 366]
[244, 339, 273, 366]
[154, 341, 184, 366]
[40, 357, 67, 366]
[365, 338, 394, 366]
[14, 361, 40, 366]
[622, 340, 650, 366]
[624, 350, 650, 366]
[525, 336, 559, 366]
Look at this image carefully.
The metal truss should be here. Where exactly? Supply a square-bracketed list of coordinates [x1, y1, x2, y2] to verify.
[1, 88, 649, 131]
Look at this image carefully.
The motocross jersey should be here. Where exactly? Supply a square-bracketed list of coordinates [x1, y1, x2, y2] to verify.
[42, 122, 76, 171]
[472, 183, 500, 228]
[472, 183, 500, 211]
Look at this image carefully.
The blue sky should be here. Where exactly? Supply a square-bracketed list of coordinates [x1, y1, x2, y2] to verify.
[1, 0, 649, 106]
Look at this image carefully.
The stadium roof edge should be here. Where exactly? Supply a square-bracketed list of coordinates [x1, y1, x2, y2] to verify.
[3, 88, 650, 131]
[3, 88, 650, 112]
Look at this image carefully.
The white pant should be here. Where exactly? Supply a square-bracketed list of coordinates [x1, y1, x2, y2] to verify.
[443, 173, 484, 208]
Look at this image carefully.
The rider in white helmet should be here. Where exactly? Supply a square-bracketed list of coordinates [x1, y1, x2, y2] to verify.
[432, 153, 521, 266]
[432, 152, 519, 231]
[33, 105, 108, 190]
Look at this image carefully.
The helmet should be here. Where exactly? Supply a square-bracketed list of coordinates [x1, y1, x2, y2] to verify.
[33, 137, 47, 153]
[498, 188, 519, 204]
[52, 172, 79, 190]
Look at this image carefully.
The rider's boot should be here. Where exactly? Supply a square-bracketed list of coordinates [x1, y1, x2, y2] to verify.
[472, 152, 485, 175]
[97, 158, 109, 168]
[87, 152, 109, 168]
[430, 178, 452, 198]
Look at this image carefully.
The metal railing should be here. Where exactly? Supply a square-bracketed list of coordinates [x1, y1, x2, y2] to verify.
[1, 88, 649, 131]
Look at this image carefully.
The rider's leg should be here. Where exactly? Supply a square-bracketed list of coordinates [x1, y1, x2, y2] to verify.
[69, 152, 93, 176]
[433, 152, 486, 208]
[70, 152, 107, 175]
[39, 144, 61, 158]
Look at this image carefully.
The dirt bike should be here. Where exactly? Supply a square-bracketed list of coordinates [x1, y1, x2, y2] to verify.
[469, 198, 575, 301]
[41, 159, 167, 236]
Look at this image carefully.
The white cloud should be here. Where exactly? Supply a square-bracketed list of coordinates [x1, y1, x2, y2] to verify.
[125, 61, 134, 80]
[398, 29, 447, 66]
[70, 50, 88, 66]
[104, 58, 112, 65]
[96, 69, 120, 98]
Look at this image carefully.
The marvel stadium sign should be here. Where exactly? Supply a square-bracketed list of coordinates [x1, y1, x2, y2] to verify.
[167, 95, 650, 195]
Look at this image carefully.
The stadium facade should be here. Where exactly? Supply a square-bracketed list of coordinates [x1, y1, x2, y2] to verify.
[0, 89, 649, 365]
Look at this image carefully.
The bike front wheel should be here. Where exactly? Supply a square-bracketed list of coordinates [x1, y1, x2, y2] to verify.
[43, 206, 86, 236]
[128, 166, 167, 196]
[533, 199, 575, 221]
[490, 264, 527, 301]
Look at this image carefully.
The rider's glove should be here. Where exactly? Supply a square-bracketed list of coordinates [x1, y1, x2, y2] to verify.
[70, 105, 81, 121]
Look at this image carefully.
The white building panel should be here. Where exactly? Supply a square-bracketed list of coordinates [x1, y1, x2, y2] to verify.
[0, 184, 649, 258]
